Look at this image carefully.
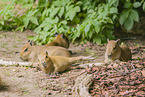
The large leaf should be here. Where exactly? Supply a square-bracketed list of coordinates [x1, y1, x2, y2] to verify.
[124, 16, 134, 31]
[133, 2, 141, 8]
[112, 14, 117, 20]
[30, 17, 39, 25]
[44, 25, 52, 32]
[58, 7, 64, 18]
[119, 10, 130, 25]
[74, 6, 80, 12]
[50, 8, 60, 18]
[93, 20, 100, 33]
[130, 10, 139, 22]
[108, 0, 118, 6]
[27, 10, 38, 17]
[110, 7, 118, 13]
[124, 2, 132, 8]
[53, 17, 59, 23]
[59, 20, 67, 27]
[85, 23, 91, 34]
[23, 18, 29, 28]
[34, 27, 41, 33]
[69, 10, 75, 21]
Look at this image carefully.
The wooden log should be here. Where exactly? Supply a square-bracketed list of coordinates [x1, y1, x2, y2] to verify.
[0, 59, 104, 68]
[72, 73, 93, 97]
[78, 63, 105, 68]
[0, 59, 38, 67]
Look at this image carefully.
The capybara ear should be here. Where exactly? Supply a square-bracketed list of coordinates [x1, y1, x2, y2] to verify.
[107, 38, 109, 42]
[45, 51, 48, 56]
[30, 40, 35, 46]
[116, 39, 121, 45]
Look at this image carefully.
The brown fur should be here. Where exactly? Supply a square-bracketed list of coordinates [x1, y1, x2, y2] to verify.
[20, 41, 71, 62]
[105, 39, 132, 63]
[38, 51, 94, 74]
[45, 34, 69, 49]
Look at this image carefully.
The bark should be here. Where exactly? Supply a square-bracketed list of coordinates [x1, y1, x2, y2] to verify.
[72, 73, 93, 97]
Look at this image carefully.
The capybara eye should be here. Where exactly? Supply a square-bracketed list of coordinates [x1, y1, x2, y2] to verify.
[113, 47, 116, 50]
[24, 48, 28, 52]
[46, 56, 48, 58]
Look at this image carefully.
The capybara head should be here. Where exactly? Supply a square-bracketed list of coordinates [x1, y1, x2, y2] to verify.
[105, 39, 121, 59]
[54, 33, 69, 48]
[38, 51, 52, 70]
[19, 40, 35, 61]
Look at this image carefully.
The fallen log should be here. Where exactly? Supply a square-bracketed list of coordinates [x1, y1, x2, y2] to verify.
[72, 73, 93, 97]
[0, 59, 38, 67]
[0, 59, 104, 68]
[77, 63, 105, 68]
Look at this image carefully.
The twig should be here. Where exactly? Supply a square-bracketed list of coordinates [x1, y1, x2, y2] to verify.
[130, 62, 135, 69]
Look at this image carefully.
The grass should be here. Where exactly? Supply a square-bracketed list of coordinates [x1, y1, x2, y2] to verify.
[0, 0, 11, 10]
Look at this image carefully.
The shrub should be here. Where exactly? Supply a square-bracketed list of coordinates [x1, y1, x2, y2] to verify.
[0, 0, 145, 44]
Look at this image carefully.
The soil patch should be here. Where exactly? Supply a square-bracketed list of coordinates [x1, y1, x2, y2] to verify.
[0, 30, 145, 96]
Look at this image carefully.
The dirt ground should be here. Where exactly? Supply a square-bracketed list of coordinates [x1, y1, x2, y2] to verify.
[0, 30, 145, 97]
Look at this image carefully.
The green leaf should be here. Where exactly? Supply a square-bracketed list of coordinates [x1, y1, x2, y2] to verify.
[110, 7, 118, 13]
[93, 20, 100, 33]
[119, 11, 130, 25]
[96, 37, 101, 44]
[85, 23, 91, 34]
[104, 17, 113, 24]
[124, 16, 134, 31]
[106, 30, 113, 38]
[27, 10, 38, 17]
[53, 17, 59, 23]
[124, 2, 132, 8]
[112, 14, 117, 21]
[58, 7, 64, 18]
[130, 10, 139, 22]
[133, 2, 141, 8]
[59, 27, 65, 32]
[66, 5, 73, 11]
[93, 37, 101, 44]
[44, 25, 52, 31]
[23, 18, 29, 28]
[34, 27, 41, 33]
[30, 17, 39, 25]
[69, 10, 75, 21]
[88, 31, 93, 39]
[74, 6, 80, 12]
[143, 2, 145, 11]
[59, 20, 67, 25]
[50, 8, 59, 18]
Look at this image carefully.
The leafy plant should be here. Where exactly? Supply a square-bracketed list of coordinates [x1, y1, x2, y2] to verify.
[0, 0, 145, 44]
[119, 1, 142, 31]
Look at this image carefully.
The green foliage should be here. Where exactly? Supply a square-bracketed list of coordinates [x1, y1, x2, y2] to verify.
[0, 0, 35, 31]
[119, 0, 142, 31]
[0, 0, 145, 44]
